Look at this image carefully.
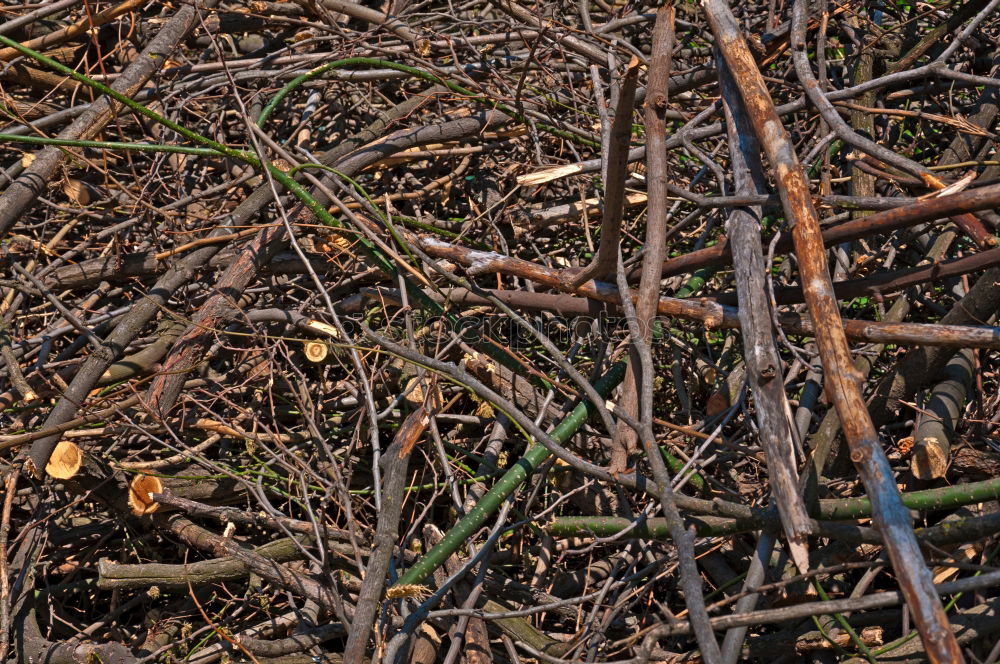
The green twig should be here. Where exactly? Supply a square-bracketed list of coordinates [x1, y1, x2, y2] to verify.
[548, 476, 1000, 541]
[258, 57, 599, 148]
[392, 361, 627, 588]
[812, 579, 876, 662]
[0, 134, 220, 156]
[0, 32, 534, 383]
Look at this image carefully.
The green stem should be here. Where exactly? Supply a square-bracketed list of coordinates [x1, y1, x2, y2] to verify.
[812, 579, 876, 662]
[825, 478, 1000, 520]
[549, 474, 1000, 539]
[0, 33, 538, 382]
[0, 34, 239, 159]
[258, 57, 598, 148]
[392, 361, 627, 588]
[661, 446, 706, 492]
[675, 267, 712, 298]
[546, 514, 757, 540]
[807, 138, 845, 179]
[0, 134, 220, 156]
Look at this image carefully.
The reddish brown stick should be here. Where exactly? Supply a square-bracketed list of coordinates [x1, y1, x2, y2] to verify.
[564, 57, 640, 287]
[703, 0, 962, 660]
[645, 181, 1000, 280]
[415, 238, 1000, 349]
[710, 245, 1000, 305]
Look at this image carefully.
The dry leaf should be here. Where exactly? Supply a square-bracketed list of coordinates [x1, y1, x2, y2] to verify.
[63, 178, 110, 207]
[474, 397, 494, 418]
[385, 584, 430, 600]
[705, 391, 730, 417]
[24, 458, 40, 480]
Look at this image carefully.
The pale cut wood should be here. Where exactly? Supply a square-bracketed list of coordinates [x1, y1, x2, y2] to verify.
[302, 340, 329, 363]
[911, 348, 976, 479]
[128, 474, 164, 516]
[45, 441, 82, 480]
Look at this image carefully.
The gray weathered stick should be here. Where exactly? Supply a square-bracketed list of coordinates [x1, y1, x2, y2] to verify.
[718, 52, 811, 572]
[702, 0, 963, 660]
[911, 348, 976, 479]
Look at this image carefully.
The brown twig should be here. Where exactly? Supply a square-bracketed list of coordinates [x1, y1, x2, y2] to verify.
[562, 56, 641, 288]
[707, 0, 962, 658]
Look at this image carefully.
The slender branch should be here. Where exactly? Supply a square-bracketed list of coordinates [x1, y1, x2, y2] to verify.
[718, 48, 810, 571]
[563, 57, 640, 287]
[704, 0, 962, 659]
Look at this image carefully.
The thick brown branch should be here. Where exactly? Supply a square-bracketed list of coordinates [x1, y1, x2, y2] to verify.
[706, 0, 962, 659]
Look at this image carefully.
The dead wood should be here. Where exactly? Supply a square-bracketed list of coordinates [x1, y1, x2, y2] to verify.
[2, 1, 1000, 662]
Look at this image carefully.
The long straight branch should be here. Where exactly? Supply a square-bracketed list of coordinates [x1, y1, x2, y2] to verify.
[701, 0, 963, 660]
[620, 8, 720, 662]
[648, 181, 1000, 281]
[417, 236, 1000, 350]
[718, 51, 811, 572]
[564, 57, 640, 287]
[342, 407, 425, 664]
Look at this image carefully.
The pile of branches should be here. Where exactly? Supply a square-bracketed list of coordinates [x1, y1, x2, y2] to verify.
[2, 0, 1000, 662]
